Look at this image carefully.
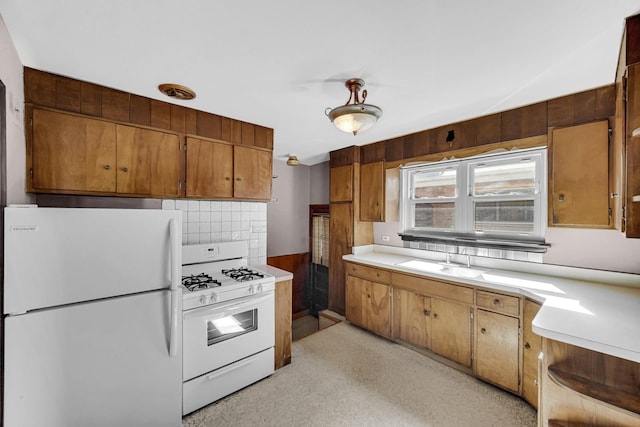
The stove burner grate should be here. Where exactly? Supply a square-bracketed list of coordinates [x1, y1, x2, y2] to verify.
[221, 267, 265, 282]
[182, 273, 221, 292]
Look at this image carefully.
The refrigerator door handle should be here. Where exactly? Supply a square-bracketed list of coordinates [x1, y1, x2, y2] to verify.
[169, 288, 180, 357]
[168, 218, 181, 357]
[169, 218, 180, 292]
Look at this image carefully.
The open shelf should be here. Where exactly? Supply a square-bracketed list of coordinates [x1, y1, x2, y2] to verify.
[548, 365, 640, 419]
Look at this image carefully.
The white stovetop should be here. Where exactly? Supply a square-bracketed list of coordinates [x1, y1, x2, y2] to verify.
[344, 245, 640, 363]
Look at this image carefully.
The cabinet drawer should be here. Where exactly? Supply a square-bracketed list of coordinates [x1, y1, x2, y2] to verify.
[391, 272, 473, 304]
[476, 290, 519, 316]
[346, 263, 390, 283]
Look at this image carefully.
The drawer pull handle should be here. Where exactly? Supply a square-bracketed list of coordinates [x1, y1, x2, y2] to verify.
[423, 309, 430, 316]
[493, 298, 500, 305]
[103, 165, 111, 170]
[480, 327, 487, 334]
[433, 313, 438, 319]
[524, 342, 531, 350]
[121, 167, 129, 172]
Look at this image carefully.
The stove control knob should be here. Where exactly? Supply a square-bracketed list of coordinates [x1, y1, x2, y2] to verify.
[249, 285, 255, 295]
[199, 296, 207, 305]
[210, 293, 217, 303]
[257, 284, 263, 293]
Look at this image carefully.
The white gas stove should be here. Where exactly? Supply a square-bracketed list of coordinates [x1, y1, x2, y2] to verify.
[181, 241, 275, 415]
[182, 241, 275, 310]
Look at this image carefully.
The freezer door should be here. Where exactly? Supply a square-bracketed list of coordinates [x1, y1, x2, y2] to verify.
[4, 207, 182, 314]
[4, 290, 182, 427]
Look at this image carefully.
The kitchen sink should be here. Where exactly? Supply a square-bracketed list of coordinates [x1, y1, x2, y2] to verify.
[439, 265, 485, 279]
[396, 259, 444, 273]
[397, 259, 485, 279]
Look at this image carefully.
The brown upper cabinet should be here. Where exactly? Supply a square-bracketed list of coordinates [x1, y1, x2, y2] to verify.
[24, 68, 274, 202]
[30, 108, 181, 198]
[330, 165, 353, 202]
[625, 63, 640, 237]
[186, 139, 273, 200]
[31, 108, 116, 193]
[186, 137, 234, 198]
[549, 120, 611, 228]
[360, 161, 385, 222]
[115, 125, 181, 197]
[233, 145, 272, 200]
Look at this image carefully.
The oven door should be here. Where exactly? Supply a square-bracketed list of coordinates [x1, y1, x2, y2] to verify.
[183, 291, 274, 381]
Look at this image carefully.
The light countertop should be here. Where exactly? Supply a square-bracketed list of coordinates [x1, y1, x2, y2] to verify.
[256, 264, 293, 283]
[344, 245, 640, 363]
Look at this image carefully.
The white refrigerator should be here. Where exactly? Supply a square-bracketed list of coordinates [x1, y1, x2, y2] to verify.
[4, 206, 183, 427]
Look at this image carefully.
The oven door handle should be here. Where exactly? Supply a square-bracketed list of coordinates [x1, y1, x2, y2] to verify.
[168, 218, 181, 357]
[183, 292, 273, 320]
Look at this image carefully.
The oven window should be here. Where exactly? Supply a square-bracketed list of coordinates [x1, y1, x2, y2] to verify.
[207, 309, 258, 346]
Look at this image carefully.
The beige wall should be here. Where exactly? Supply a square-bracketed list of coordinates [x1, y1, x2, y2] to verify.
[267, 160, 329, 257]
[0, 15, 31, 205]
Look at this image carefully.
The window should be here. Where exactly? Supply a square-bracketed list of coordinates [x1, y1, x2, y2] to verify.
[399, 148, 547, 247]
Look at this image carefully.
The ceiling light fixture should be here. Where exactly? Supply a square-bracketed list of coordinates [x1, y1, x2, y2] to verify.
[286, 155, 300, 166]
[158, 83, 196, 100]
[325, 78, 382, 135]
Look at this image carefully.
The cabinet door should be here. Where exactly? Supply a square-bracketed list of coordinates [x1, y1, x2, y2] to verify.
[550, 120, 610, 227]
[360, 161, 385, 222]
[116, 125, 181, 197]
[626, 63, 640, 237]
[329, 203, 353, 315]
[364, 281, 391, 338]
[185, 137, 233, 198]
[431, 298, 471, 367]
[233, 146, 272, 200]
[330, 165, 353, 202]
[394, 288, 431, 349]
[31, 109, 116, 193]
[274, 279, 292, 370]
[475, 309, 520, 393]
[345, 275, 364, 327]
[522, 300, 542, 408]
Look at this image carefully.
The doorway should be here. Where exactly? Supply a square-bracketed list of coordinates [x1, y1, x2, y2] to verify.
[307, 204, 329, 315]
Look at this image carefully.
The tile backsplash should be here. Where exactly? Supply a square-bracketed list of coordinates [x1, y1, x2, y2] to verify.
[162, 200, 267, 266]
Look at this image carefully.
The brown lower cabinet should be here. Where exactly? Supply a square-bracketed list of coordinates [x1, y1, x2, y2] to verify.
[540, 339, 640, 425]
[345, 275, 392, 339]
[394, 288, 431, 349]
[522, 300, 542, 408]
[431, 298, 472, 368]
[345, 261, 540, 406]
[274, 279, 292, 370]
[474, 309, 520, 393]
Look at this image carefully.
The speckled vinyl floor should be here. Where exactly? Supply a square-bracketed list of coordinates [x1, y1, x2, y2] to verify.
[183, 322, 536, 427]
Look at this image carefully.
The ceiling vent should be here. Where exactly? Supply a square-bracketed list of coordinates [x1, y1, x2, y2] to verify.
[158, 83, 196, 100]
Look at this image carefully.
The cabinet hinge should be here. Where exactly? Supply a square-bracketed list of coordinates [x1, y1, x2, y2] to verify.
[608, 128, 613, 141]
[183, 142, 188, 152]
[29, 168, 33, 179]
[609, 207, 612, 219]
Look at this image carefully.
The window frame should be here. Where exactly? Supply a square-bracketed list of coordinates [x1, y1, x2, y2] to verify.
[399, 147, 548, 246]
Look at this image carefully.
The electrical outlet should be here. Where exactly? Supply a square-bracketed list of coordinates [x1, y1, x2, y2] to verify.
[381, 235, 390, 242]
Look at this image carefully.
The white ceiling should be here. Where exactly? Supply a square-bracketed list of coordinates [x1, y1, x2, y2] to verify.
[1, 1, 639, 165]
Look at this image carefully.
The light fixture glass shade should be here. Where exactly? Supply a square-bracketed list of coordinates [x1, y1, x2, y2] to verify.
[333, 110, 379, 135]
[326, 78, 383, 135]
